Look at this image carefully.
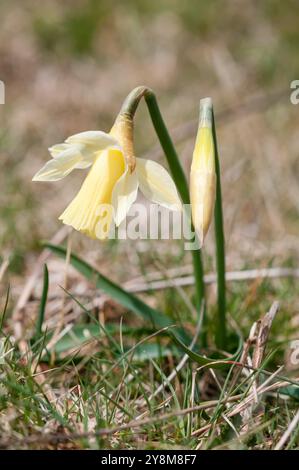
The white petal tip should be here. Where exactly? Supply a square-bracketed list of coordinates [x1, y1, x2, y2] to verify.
[200, 97, 212, 107]
[32, 173, 63, 182]
[166, 203, 183, 212]
[199, 98, 213, 128]
[32, 174, 44, 182]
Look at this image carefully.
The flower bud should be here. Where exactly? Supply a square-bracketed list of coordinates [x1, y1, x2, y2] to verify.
[190, 97, 216, 247]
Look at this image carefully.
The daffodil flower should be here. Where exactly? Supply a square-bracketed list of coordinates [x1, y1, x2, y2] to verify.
[33, 115, 182, 239]
[190, 97, 216, 247]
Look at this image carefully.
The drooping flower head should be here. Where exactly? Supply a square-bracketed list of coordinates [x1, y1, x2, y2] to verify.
[190, 97, 216, 247]
[33, 113, 182, 239]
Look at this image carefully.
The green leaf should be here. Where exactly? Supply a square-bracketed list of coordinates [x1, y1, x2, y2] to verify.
[47, 323, 153, 356]
[0, 284, 10, 332]
[43, 242, 190, 343]
[40, 323, 179, 362]
[124, 343, 179, 362]
[35, 264, 49, 338]
[50, 323, 102, 355]
[169, 332, 243, 370]
[212, 107, 227, 350]
[43, 243, 238, 369]
[280, 385, 299, 401]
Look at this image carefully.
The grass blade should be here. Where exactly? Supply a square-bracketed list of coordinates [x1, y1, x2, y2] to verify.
[35, 264, 49, 338]
[170, 331, 242, 370]
[0, 284, 10, 332]
[212, 108, 227, 349]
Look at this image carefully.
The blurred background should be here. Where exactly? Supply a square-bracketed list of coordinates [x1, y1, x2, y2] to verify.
[0, 0, 298, 306]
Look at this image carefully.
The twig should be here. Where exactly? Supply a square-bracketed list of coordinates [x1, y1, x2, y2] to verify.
[0, 375, 293, 449]
[0, 393, 244, 448]
[275, 409, 299, 450]
[252, 301, 280, 370]
[240, 301, 279, 430]
[12, 226, 70, 340]
[192, 372, 288, 438]
[0, 257, 9, 283]
[124, 267, 299, 293]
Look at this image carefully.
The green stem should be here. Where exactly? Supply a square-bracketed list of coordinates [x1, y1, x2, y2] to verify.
[144, 92, 190, 204]
[119, 87, 205, 320]
[144, 92, 205, 311]
[212, 109, 226, 349]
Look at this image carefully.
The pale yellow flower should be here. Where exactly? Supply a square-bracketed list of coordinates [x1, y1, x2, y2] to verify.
[33, 116, 182, 239]
[190, 97, 216, 247]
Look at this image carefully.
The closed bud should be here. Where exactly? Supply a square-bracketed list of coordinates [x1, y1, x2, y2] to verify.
[190, 97, 216, 247]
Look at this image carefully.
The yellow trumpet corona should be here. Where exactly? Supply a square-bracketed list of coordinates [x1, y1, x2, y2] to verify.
[190, 97, 216, 247]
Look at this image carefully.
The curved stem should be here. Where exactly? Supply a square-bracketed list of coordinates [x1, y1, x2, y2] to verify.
[119, 87, 205, 321]
[119, 86, 149, 117]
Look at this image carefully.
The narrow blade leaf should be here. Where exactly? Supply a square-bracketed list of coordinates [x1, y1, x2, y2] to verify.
[43, 242, 190, 343]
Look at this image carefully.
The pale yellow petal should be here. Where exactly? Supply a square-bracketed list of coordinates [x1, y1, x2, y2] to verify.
[135, 158, 182, 211]
[191, 128, 215, 172]
[66, 131, 119, 151]
[32, 150, 83, 181]
[49, 143, 94, 169]
[190, 170, 216, 247]
[111, 168, 139, 226]
[48, 143, 71, 158]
